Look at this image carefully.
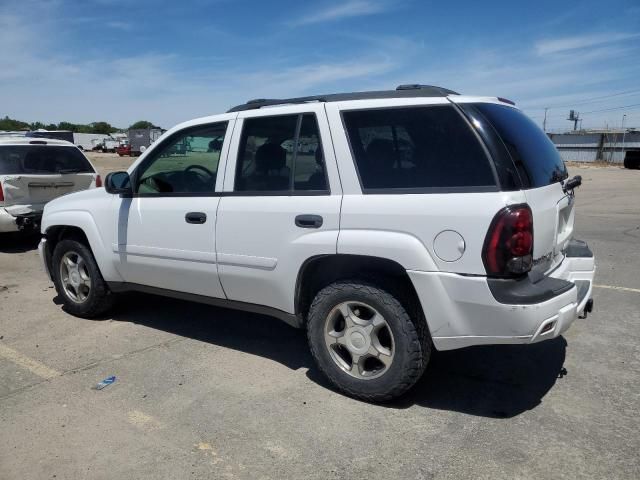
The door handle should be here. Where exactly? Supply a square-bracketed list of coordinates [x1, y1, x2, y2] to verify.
[185, 212, 207, 224]
[295, 214, 323, 229]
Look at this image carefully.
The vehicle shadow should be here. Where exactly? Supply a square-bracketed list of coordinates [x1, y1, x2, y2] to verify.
[81, 292, 567, 418]
[0, 233, 40, 253]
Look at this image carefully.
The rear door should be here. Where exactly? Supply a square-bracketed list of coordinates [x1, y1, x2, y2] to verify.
[327, 98, 523, 277]
[0, 145, 96, 212]
[467, 102, 573, 272]
[216, 104, 342, 314]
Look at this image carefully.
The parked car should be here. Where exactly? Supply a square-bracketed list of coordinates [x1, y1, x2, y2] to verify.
[116, 143, 132, 156]
[0, 137, 100, 234]
[26, 130, 74, 143]
[38, 85, 595, 401]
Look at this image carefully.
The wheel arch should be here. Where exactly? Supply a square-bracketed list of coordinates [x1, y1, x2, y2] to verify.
[42, 212, 122, 282]
[295, 254, 427, 330]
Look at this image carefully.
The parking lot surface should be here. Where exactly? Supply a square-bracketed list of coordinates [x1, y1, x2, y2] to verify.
[1, 157, 639, 479]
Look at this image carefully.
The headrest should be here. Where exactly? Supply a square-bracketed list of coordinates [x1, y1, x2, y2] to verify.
[255, 143, 286, 172]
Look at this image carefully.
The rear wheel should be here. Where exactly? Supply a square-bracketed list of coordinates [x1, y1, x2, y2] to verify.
[52, 239, 114, 317]
[307, 280, 430, 402]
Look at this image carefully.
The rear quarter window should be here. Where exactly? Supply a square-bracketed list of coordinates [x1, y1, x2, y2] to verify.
[342, 105, 496, 192]
[0, 146, 94, 175]
[471, 103, 568, 188]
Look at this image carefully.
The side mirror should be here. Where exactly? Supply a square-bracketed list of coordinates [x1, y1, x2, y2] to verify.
[104, 171, 132, 196]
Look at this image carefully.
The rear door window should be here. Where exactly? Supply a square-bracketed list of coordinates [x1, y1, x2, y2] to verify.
[0, 146, 95, 174]
[342, 105, 496, 192]
[234, 113, 328, 193]
[472, 103, 568, 188]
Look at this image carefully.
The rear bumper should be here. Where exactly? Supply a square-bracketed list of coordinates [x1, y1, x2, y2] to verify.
[0, 208, 19, 232]
[408, 239, 595, 351]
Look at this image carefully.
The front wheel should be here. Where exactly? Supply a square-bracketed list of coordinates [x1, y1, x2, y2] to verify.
[307, 280, 430, 402]
[52, 239, 114, 318]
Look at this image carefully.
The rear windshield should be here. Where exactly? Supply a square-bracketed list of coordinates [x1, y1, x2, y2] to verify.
[342, 105, 496, 192]
[0, 145, 94, 175]
[473, 103, 568, 188]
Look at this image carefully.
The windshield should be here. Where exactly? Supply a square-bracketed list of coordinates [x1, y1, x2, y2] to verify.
[473, 103, 568, 188]
[0, 145, 94, 175]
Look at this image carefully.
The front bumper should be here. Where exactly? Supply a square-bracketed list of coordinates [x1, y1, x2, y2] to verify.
[39, 238, 53, 281]
[408, 239, 595, 351]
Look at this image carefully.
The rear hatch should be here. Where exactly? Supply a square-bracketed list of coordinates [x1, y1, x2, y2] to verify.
[468, 102, 573, 273]
[0, 145, 95, 213]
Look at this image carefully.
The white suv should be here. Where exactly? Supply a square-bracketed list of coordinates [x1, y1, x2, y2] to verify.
[0, 137, 100, 234]
[38, 85, 595, 401]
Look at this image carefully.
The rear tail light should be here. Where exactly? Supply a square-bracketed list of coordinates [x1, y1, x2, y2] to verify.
[482, 204, 533, 277]
[95, 175, 102, 187]
[0, 182, 4, 202]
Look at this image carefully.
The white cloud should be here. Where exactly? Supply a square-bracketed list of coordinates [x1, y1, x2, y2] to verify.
[0, 8, 396, 127]
[290, 0, 391, 26]
[535, 32, 640, 55]
[106, 20, 132, 30]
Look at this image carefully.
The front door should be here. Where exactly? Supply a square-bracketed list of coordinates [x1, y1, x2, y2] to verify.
[113, 120, 232, 298]
[216, 106, 342, 314]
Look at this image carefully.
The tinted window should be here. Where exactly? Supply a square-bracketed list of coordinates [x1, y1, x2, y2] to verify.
[473, 103, 568, 188]
[0, 146, 94, 175]
[235, 114, 328, 192]
[342, 105, 495, 191]
[294, 114, 328, 191]
[135, 123, 227, 194]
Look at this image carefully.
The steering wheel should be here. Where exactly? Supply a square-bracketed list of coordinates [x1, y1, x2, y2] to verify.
[184, 164, 214, 178]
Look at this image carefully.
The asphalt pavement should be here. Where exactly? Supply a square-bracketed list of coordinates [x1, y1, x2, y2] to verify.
[1, 159, 638, 479]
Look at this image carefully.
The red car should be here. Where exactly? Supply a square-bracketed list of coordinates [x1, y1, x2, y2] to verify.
[116, 144, 131, 157]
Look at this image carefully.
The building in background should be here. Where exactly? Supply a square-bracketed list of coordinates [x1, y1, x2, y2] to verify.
[549, 129, 640, 164]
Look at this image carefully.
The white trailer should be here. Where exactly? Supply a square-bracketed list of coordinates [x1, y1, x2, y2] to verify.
[73, 133, 109, 151]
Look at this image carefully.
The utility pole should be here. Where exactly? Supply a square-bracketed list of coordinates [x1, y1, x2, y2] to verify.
[621, 114, 627, 164]
[543, 107, 548, 132]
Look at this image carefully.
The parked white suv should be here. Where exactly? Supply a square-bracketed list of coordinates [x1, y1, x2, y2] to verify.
[0, 137, 100, 234]
[38, 85, 595, 401]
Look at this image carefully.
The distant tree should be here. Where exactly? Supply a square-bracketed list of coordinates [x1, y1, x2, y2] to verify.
[58, 121, 78, 131]
[30, 121, 46, 130]
[90, 121, 117, 134]
[45, 123, 58, 130]
[0, 116, 30, 131]
[129, 120, 157, 130]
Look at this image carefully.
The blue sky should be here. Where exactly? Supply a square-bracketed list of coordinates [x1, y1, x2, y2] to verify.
[1, 0, 639, 130]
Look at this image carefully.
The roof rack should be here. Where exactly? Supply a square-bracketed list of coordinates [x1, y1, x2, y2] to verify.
[227, 84, 459, 112]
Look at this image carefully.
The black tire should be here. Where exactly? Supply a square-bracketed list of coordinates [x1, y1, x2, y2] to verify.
[307, 280, 430, 402]
[52, 239, 114, 318]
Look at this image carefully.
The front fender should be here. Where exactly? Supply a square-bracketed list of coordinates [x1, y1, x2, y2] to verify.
[42, 210, 123, 282]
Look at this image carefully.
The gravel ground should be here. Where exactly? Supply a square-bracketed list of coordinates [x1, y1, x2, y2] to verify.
[1, 158, 639, 479]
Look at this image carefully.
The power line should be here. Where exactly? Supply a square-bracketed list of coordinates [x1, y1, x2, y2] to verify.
[547, 89, 640, 109]
[581, 103, 640, 114]
[526, 88, 640, 110]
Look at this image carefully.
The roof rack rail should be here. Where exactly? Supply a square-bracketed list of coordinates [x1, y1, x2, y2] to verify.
[396, 84, 444, 91]
[227, 85, 459, 112]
